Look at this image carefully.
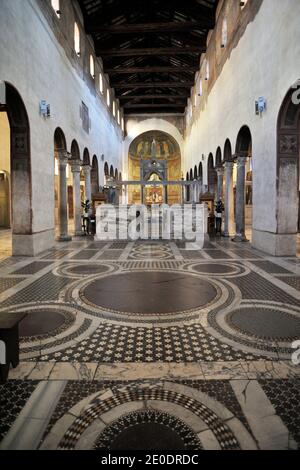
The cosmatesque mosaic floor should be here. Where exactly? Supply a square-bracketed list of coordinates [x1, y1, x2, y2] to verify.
[0, 237, 300, 450]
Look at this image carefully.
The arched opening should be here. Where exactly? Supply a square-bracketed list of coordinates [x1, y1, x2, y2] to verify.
[216, 147, 222, 167]
[115, 168, 119, 180]
[128, 130, 181, 205]
[104, 161, 109, 182]
[0, 82, 32, 256]
[91, 155, 99, 196]
[277, 85, 300, 256]
[67, 140, 81, 231]
[224, 139, 232, 162]
[223, 139, 235, 237]
[235, 126, 253, 240]
[110, 165, 114, 178]
[83, 148, 90, 166]
[194, 166, 198, 180]
[81, 148, 91, 203]
[207, 153, 217, 198]
[54, 127, 67, 237]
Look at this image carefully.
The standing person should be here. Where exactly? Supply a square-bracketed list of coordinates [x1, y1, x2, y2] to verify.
[215, 199, 224, 236]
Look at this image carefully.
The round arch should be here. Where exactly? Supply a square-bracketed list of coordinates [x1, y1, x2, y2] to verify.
[71, 140, 80, 160]
[235, 126, 252, 157]
[124, 118, 184, 158]
[224, 139, 233, 161]
[91, 155, 99, 195]
[216, 147, 222, 167]
[1, 82, 32, 254]
[110, 165, 114, 178]
[194, 165, 198, 180]
[104, 162, 109, 176]
[198, 162, 203, 179]
[54, 127, 67, 151]
[83, 148, 90, 166]
[207, 153, 217, 196]
[276, 84, 300, 252]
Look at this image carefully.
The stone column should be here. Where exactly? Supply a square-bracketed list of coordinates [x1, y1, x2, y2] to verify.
[216, 166, 224, 201]
[181, 183, 185, 204]
[141, 185, 144, 204]
[233, 156, 248, 242]
[224, 161, 235, 237]
[57, 151, 72, 242]
[164, 184, 168, 204]
[71, 160, 82, 237]
[82, 165, 92, 203]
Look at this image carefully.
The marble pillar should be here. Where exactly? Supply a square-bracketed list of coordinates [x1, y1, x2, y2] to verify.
[71, 160, 82, 237]
[224, 161, 235, 237]
[164, 185, 168, 204]
[141, 185, 144, 204]
[193, 181, 197, 203]
[82, 165, 92, 203]
[233, 156, 248, 242]
[216, 167, 224, 201]
[57, 151, 72, 242]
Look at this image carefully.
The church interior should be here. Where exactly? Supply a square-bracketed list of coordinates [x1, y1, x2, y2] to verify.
[0, 0, 300, 455]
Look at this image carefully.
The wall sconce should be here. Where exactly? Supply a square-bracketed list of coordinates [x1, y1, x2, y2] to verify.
[255, 97, 267, 116]
[39, 100, 51, 118]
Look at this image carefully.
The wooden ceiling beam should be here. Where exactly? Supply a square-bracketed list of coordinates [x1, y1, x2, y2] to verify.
[86, 20, 214, 35]
[118, 94, 190, 100]
[106, 66, 198, 74]
[112, 82, 194, 88]
[96, 46, 205, 57]
[123, 103, 186, 108]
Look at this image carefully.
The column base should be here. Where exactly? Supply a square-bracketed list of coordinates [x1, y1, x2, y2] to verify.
[74, 231, 84, 238]
[232, 234, 249, 243]
[56, 235, 72, 242]
[12, 230, 55, 257]
[252, 229, 297, 256]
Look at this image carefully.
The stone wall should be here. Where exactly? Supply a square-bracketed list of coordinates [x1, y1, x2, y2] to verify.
[0, 0, 124, 254]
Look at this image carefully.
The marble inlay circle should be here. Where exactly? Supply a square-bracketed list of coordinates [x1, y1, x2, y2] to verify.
[81, 271, 218, 315]
[94, 411, 202, 451]
[67, 264, 111, 276]
[19, 308, 75, 341]
[193, 263, 237, 275]
[227, 307, 300, 341]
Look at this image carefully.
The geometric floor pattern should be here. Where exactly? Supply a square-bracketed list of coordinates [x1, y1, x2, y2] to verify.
[0, 237, 299, 450]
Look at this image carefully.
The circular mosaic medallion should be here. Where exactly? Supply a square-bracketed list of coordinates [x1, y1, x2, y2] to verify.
[193, 263, 237, 275]
[81, 271, 218, 315]
[19, 309, 75, 341]
[94, 411, 202, 451]
[67, 264, 111, 276]
[227, 307, 300, 341]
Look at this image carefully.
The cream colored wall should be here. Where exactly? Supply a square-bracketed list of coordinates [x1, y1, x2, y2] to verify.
[183, 0, 300, 254]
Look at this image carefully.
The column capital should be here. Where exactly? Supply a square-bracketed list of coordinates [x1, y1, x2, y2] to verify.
[236, 154, 248, 165]
[82, 164, 92, 174]
[216, 166, 224, 176]
[56, 149, 69, 164]
[70, 159, 82, 173]
[224, 160, 234, 170]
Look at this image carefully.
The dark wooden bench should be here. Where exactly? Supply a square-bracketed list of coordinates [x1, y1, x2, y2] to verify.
[0, 313, 27, 384]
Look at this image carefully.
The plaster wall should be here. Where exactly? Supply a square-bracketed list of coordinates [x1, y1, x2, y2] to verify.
[184, 0, 300, 254]
[0, 0, 123, 254]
